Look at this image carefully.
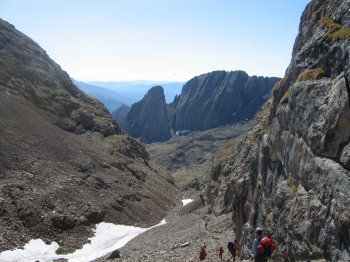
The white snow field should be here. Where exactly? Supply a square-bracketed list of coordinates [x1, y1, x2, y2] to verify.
[0, 219, 166, 262]
[181, 199, 194, 206]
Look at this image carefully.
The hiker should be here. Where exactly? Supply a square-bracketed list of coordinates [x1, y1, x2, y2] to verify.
[199, 249, 207, 261]
[227, 239, 238, 261]
[252, 227, 276, 262]
[200, 242, 206, 251]
[216, 246, 224, 259]
[199, 242, 207, 261]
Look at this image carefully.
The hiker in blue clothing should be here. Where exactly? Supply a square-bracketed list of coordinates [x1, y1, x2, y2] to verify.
[252, 227, 266, 262]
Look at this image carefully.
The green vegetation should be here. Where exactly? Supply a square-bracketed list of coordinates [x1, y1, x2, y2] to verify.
[170, 163, 207, 190]
[95, 116, 116, 136]
[172, 168, 197, 189]
[104, 134, 127, 148]
[149, 161, 169, 175]
[55, 117, 77, 131]
[280, 91, 290, 104]
[51, 102, 66, 116]
[260, 105, 272, 120]
[296, 67, 325, 82]
[95, 116, 112, 127]
[261, 129, 268, 135]
[272, 79, 284, 92]
[216, 143, 234, 164]
[318, 14, 350, 42]
[46, 88, 69, 99]
[330, 28, 350, 42]
[285, 177, 299, 194]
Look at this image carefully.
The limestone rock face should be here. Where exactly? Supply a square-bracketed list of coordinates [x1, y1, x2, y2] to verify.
[123, 86, 171, 143]
[205, 0, 350, 261]
[170, 70, 280, 131]
[111, 104, 130, 128]
[118, 71, 278, 143]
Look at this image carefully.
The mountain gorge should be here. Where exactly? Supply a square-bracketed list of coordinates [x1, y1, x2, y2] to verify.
[106, 1, 350, 261]
[0, 18, 178, 253]
[0, 0, 349, 260]
[204, 0, 350, 260]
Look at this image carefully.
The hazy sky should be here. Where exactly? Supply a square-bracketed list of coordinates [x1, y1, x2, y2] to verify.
[0, 0, 310, 82]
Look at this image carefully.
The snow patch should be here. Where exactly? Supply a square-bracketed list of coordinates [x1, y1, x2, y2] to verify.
[0, 219, 166, 262]
[182, 199, 194, 206]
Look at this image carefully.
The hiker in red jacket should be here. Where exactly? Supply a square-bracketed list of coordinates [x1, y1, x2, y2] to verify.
[228, 239, 238, 261]
[217, 246, 224, 259]
[199, 250, 207, 260]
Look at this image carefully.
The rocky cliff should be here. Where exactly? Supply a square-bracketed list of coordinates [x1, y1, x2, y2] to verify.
[122, 85, 171, 143]
[118, 71, 278, 143]
[170, 70, 280, 131]
[205, 0, 350, 261]
[0, 19, 178, 253]
[111, 104, 130, 127]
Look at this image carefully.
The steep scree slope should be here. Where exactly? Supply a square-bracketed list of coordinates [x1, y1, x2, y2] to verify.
[205, 0, 350, 261]
[0, 19, 178, 253]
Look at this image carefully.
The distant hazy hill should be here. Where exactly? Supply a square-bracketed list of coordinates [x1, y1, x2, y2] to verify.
[88, 80, 184, 104]
[72, 79, 130, 112]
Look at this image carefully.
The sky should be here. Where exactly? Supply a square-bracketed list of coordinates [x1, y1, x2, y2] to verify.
[0, 0, 310, 82]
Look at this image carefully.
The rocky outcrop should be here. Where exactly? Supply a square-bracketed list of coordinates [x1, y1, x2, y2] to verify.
[169, 71, 280, 131]
[123, 86, 171, 143]
[111, 104, 130, 127]
[205, 0, 350, 261]
[0, 20, 122, 137]
[0, 19, 178, 253]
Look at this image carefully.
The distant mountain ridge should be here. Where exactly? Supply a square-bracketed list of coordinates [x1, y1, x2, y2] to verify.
[72, 79, 127, 112]
[114, 71, 279, 143]
[169, 70, 280, 131]
[87, 80, 184, 104]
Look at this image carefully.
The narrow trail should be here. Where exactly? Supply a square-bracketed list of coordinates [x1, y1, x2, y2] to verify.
[93, 199, 238, 261]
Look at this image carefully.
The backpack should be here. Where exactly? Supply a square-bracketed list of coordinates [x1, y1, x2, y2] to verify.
[233, 242, 238, 250]
[257, 237, 276, 258]
[227, 241, 234, 250]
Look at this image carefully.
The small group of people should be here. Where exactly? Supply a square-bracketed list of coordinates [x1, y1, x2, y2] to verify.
[198, 239, 238, 261]
[198, 227, 275, 261]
